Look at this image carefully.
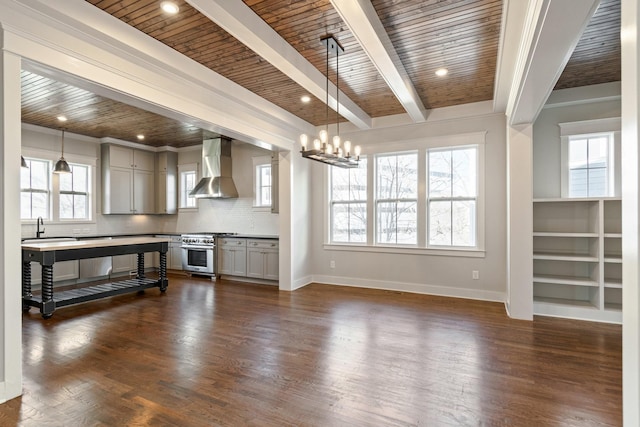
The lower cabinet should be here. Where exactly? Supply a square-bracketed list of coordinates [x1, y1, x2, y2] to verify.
[30, 261, 79, 286]
[218, 238, 247, 276]
[154, 235, 183, 271]
[218, 238, 278, 282]
[246, 240, 279, 281]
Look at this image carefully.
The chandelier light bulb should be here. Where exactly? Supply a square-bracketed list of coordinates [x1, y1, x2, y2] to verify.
[319, 129, 328, 143]
[313, 139, 321, 150]
[332, 135, 341, 149]
[344, 140, 351, 155]
[326, 143, 333, 155]
[354, 145, 361, 158]
[300, 133, 308, 150]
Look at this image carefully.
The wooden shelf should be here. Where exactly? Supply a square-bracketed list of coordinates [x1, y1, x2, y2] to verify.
[533, 232, 599, 238]
[533, 252, 598, 262]
[532, 198, 622, 324]
[533, 274, 598, 287]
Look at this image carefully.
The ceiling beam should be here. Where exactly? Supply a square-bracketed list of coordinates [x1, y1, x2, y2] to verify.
[331, 0, 427, 123]
[186, 0, 372, 130]
[506, 0, 601, 125]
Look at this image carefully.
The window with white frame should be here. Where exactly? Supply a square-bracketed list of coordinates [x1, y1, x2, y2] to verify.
[375, 152, 418, 245]
[253, 156, 272, 207]
[427, 146, 478, 247]
[179, 163, 198, 209]
[330, 158, 367, 243]
[21, 158, 50, 220]
[559, 118, 621, 199]
[325, 131, 485, 254]
[568, 133, 614, 197]
[256, 163, 272, 207]
[59, 163, 90, 220]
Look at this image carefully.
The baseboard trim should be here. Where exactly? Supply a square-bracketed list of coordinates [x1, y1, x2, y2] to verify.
[311, 275, 506, 303]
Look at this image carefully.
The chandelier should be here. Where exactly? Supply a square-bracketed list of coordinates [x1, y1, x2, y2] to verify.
[300, 35, 360, 168]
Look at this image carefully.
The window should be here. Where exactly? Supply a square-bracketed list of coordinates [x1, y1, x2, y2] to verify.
[253, 156, 272, 208]
[21, 158, 50, 220]
[324, 131, 486, 254]
[59, 164, 90, 220]
[256, 163, 272, 207]
[427, 147, 477, 247]
[179, 163, 198, 209]
[568, 133, 613, 197]
[375, 153, 418, 244]
[330, 158, 367, 243]
[559, 118, 620, 198]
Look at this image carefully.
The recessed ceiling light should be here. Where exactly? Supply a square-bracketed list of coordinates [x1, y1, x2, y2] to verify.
[160, 1, 179, 14]
[137, 134, 145, 140]
[300, 95, 311, 103]
[435, 68, 448, 77]
[57, 115, 67, 122]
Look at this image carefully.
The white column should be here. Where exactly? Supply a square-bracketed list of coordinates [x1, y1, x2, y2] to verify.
[506, 123, 533, 320]
[0, 47, 23, 402]
[621, 0, 640, 423]
[278, 151, 292, 291]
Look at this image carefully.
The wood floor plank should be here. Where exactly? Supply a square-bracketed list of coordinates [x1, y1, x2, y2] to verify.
[2, 276, 622, 426]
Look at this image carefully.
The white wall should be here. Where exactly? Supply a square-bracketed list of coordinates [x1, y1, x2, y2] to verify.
[165, 143, 279, 235]
[309, 110, 508, 302]
[21, 126, 279, 238]
[533, 96, 621, 198]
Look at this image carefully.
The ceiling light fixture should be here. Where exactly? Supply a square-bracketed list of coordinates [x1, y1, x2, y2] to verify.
[53, 129, 71, 174]
[137, 134, 145, 140]
[300, 95, 311, 103]
[300, 35, 360, 168]
[57, 115, 67, 122]
[160, 1, 179, 14]
[435, 68, 448, 77]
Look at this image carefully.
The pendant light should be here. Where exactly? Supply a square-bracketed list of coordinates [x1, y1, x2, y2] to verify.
[21, 156, 28, 168]
[53, 129, 71, 174]
[300, 35, 360, 168]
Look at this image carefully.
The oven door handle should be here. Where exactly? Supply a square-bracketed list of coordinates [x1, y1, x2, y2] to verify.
[181, 245, 215, 250]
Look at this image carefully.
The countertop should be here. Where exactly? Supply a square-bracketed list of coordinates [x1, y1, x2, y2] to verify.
[22, 232, 279, 241]
[21, 236, 171, 252]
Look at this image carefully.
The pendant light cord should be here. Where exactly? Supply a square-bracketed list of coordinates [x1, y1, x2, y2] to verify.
[336, 44, 339, 146]
[325, 39, 329, 142]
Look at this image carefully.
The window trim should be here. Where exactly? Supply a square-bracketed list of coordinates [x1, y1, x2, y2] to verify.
[21, 148, 96, 224]
[325, 131, 486, 254]
[559, 117, 621, 198]
[178, 163, 199, 211]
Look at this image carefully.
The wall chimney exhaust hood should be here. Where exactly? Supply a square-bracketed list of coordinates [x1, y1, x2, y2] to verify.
[190, 137, 238, 199]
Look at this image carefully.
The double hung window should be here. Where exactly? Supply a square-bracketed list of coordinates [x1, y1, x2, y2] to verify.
[21, 158, 50, 220]
[59, 164, 89, 220]
[330, 158, 367, 243]
[568, 133, 613, 197]
[427, 147, 477, 247]
[375, 153, 417, 244]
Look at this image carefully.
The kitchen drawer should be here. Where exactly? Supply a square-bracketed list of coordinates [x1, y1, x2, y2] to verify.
[219, 238, 247, 247]
[246, 239, 278, 249]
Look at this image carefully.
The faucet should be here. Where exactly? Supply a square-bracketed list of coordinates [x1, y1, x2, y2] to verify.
[36, 216, 45, 239]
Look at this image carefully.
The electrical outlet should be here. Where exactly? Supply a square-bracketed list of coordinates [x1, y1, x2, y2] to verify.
[330, 260, 335, 268]
[472, 270, 479, 280]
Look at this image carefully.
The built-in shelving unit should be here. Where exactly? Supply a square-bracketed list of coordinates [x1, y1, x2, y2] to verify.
[532, 198, 622, 323]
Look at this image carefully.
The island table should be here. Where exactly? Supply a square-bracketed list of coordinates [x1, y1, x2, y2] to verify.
[22, 237, 170, 318]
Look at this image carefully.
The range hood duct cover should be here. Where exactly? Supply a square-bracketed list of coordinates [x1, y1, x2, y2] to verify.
[190, 137, 239, 199]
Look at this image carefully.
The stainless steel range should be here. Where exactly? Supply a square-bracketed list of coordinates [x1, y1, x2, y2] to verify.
[181, 234, 215, 276]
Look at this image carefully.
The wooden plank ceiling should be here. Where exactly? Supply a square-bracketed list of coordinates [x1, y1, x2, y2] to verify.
[20, 0, 620, 148]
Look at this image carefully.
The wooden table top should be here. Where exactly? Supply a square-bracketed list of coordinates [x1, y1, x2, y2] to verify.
[21, 237, 170, 252]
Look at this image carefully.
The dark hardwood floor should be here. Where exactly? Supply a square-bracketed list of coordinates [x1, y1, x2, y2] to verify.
[1, 275, 622, 426]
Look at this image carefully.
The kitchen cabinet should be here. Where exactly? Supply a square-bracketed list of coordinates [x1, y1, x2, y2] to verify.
[112, 252, 155, 275]
[101, 144, 155, 214]
[246, 239, 279, 281]
[218, 238, 247, 276]
[155, 235, 183, 270]
[156, 151, 178, 214]
[29, 261, 79, 286]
